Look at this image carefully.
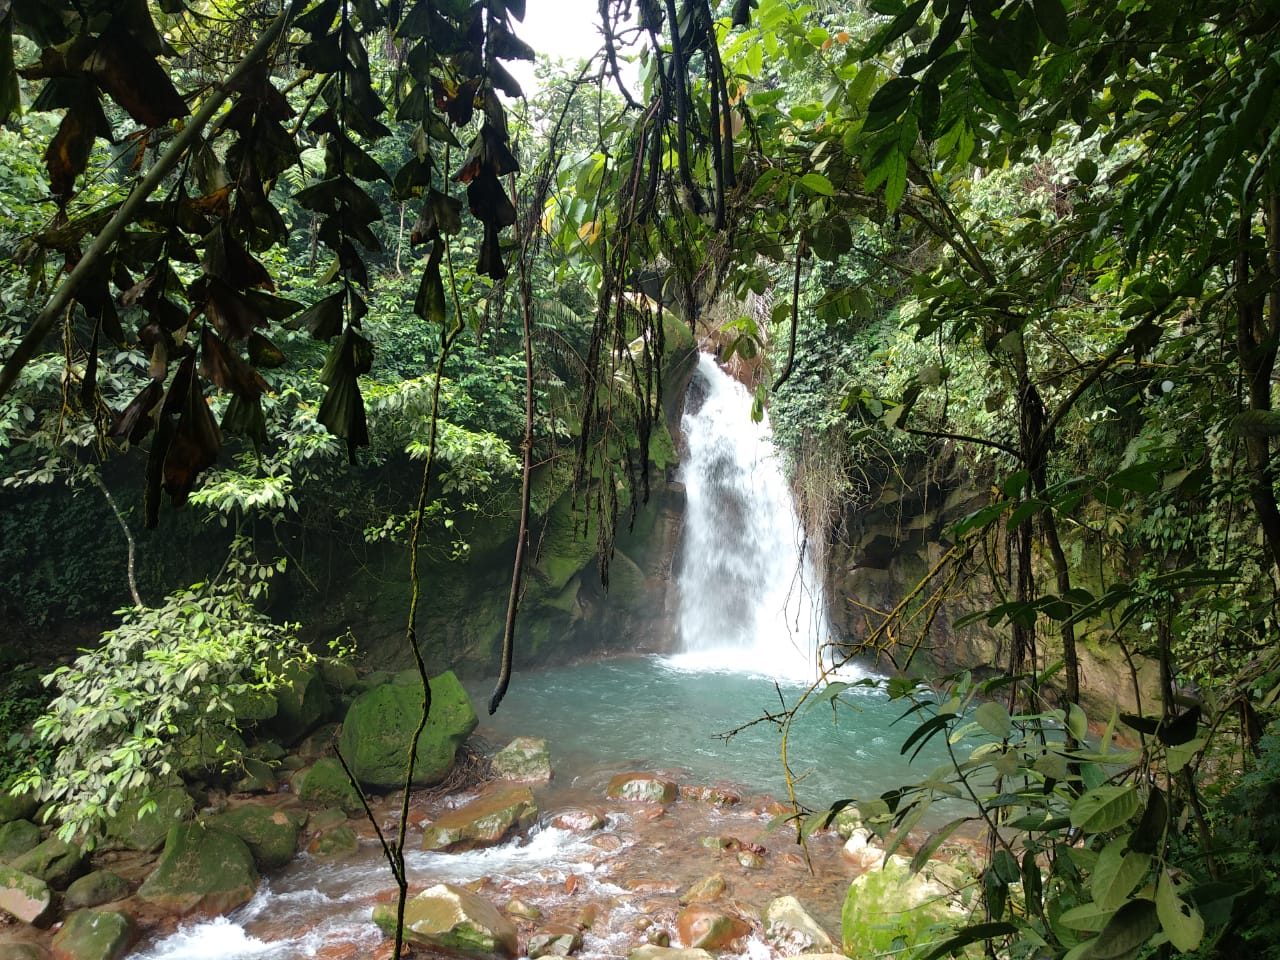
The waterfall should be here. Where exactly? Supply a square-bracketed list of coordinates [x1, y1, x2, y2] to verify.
[668, 352, 833, 681]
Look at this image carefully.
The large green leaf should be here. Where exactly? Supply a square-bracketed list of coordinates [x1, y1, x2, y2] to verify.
[1071, 785, 1139, 833]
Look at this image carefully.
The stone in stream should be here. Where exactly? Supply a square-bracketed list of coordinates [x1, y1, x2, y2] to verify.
[136, 822, 257, 917]
[527, 924, 582, 958]
[208, 805, 306, 870]
[548, 807, 607, 832]
[290, 758, 363, 814]
[0, 865, 53, 924]
[490, 737, 552, 782]
[605, 773, 677, 804]
[9, 836, 84, 890]
[0, 789, 38, 825]
[50, 908, 135, 960]
[627, 947, 714, 960]
[674, 904, 752, 951]
[678, 784, 741, 806]
[372, 882, 518, 958]
[63, 870, 130, 910]
[421, 785, 537, 852]
[0, 818, 41, 862]
[338, 672, 478, 789]
[764, 896, 836, 954]
[678, 874, 726, 905]
[308, 824, 359, 858]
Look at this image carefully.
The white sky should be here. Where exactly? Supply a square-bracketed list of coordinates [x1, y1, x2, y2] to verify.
[504, 0, 641, 97]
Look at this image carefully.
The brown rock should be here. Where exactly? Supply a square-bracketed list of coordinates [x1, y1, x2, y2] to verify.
[605, 773, 677, 804]
[675, 905, 751, 951]
[548, 808, 607, 832]
[679, 785, 741, 806]
[421, 786, 537, 853]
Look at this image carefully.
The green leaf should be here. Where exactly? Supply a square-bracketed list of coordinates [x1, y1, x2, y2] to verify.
[798, 172, 834, 196]
[917, 922, 1017, 960]
[1071, 785, 1140, 833]
[975, 701, 1013, 739]
[1156, 871, 1204, 951]
[1059, 900, 1117, 932]
[865, 77, 918, 130]
[1068, 703, 1088, 741]
[1033, 0, 1070, 45]
[1092, 839, 1151, 910]
[1088, 898, 1160, 960]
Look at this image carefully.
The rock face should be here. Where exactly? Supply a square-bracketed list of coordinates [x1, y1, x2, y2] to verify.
[764, 896, 836, 954]
[103, 786, 195, 852]
[208, 806, 305, 871]
[372, 883, 519, 958]
[490, 737, 552, 782]
[421, 785, 537, 852]
[0, 865, 53, 924]
[606, 773, 677, 804]
[9, 836, 83, 890]
[338, 673, 478, 789]
[137, 823, 257, 917]
[50, 909, 135, 960]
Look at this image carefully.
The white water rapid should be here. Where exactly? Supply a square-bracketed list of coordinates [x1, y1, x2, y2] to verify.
[666, 351, 834, 682]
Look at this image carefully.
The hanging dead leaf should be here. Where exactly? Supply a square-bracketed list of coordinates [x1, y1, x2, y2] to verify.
[109, 379, 164, 444]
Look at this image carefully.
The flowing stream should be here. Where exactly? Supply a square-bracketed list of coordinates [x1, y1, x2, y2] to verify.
[130, 353, 947, 960]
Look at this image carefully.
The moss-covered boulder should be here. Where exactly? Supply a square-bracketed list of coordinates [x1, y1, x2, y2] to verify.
[103, 786, 194, 853]
[490, 737, 551, 782]
[373, 883, 518, 958]
[174, 725, 247, 780]
[421, 785, 537, 852]
[606, 773, 677, 804]
[10, 836, 84, 890]
[307, 823, 359, 858]
[289, 758, 362, 814]
[0, 790, 38, 825]
[64, 871, 130, 910]
[338, 672, 477, 789]
[0, 818, 41, 863]
[208, 806, 305, 871]
[136, 823, 257, 917]
[266, 660, 332, 746]
[231, 758, 277, 794]
[50, 908, 135, 960]
[0, 865, 52, 924]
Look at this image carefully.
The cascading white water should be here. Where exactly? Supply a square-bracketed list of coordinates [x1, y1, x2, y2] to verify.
[667, 352, 833, 681]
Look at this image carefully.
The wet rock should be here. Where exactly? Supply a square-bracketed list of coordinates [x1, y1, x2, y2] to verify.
[675, 905, 751, 951]
[296, 723, 340, 763]
[830, 809, 862, 839]
[0, 818, 41, 862]
[339, 673, 478, 789]
[606, 774, 677, 804]
[9, 836, 84, 890]
[764, 896, 835, 954]
[266, 661, 332, 746]
[291, 758, 363, 814]
[231, 758, 278, 794]
[586, 834, 624, 852]
[527, 924, 581, 958]
[308, 824, 359, 858]
[209, 806, 306, 870]
[0, 790, 38, 825]
[736, 850, 764, 869]
[0, 865, 53, 924]
[679, 874, 726, 905]
[50, 908, 135, 960]
[678, 785, 741, 806]
[841, 828, 883, 870]
[699, 836, 732, 851]
[491, 737, 552, 782]
[0, 943, 49, 960]
[548, 807, 606, 832]
[137, 822, 257, 917]
[103, 786, 195, 853]
[505, 897, 541, 920]
[64, 871, 130, 910]
[421, 785, 537, 853]
[372, 882, 518, 959]
[308, 807, 347, 832]
[645, 928, 670, 947]
[627, 946, 714, 960]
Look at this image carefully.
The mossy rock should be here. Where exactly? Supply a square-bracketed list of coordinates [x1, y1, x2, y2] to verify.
[490, 737, 552, 782]
[208, 806, 305, 871]
[103, 786, 195, 853]
[9, 836, 84, 890]
[0, 790, 38, 825]
[266, 660, 332, 746]
[421, 785, 537, 852]
[308, 824, 358, 858]
[137, 822, 257, 917]
[337, 673, 478, 789]
[51, 908, 136, 960]
[290, 758, 362, 814]
[64, 870, 130, 910]
[0, 819, 41, 863]
[231, 758, 277, 794]
[174, 725, 247, 779]
[226, 688, 278, 723]
[319, 657, 359, 691]
[0, 865, 52, 924]
[373, 882, 518, 959]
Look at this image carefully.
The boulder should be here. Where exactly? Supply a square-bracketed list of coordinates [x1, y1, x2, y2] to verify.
[605, 774, 677, 804]
[505, 897, 541, 920]
[267, 660, 332, 746]
[678, 785, 741, 806]
[137, 823, 257, 917]
[422, 786, 537, 852]
[0, 819, 41, 862]
[678, 874, 726, 906]
[9, 836, 83, 889]
[231, 758, 277, 794]
[308, 824, 359, 858]
[338, 673, 477, 789]
[64, 871, 130, 910]
[0, 790, 38, 825]
[50, 909, 135, 960]
[209, 806, 305, 871]
[627, 947, 714, 960]
[174, 725, 247, 779]
[549, 807, 607, 832]
[290, 758, 363, 814]
[227, 687, 277, 723]
[0, 865, 53, 924]
[0, 944, 49, 960]
[103, 786, 195, 853]
[527, 924, 582, 958]
[296, 723, 340, 762]
[764, 896, 835, 954]
[372, 882, 518, 959]
[675, 905, 751, 951]
[490, 737, 552, 782]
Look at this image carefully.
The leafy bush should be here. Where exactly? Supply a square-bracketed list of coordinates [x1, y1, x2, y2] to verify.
[0, 660, 54, 789]
[12, 582, 317, 842]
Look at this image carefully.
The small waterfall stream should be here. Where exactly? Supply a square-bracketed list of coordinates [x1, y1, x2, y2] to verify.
[668, 352, 832, 680]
